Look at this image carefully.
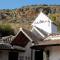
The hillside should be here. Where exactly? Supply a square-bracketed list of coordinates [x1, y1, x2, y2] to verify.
[0, 5, 60, 31]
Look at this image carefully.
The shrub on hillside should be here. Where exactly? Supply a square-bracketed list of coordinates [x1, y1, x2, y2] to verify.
[0, 24, 15, 37]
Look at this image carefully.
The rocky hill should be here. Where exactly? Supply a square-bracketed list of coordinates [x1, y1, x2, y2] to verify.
[0, 5, 60, 31]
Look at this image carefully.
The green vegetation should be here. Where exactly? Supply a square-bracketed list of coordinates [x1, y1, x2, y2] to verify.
[49, 13, 60, 32]
[0, 23, 15, 37]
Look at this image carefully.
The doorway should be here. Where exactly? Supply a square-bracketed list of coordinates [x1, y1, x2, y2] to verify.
[9, 52, 18, 60]
[35, 50, 43, 60]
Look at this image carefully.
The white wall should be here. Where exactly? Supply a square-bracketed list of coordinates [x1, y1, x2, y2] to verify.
[32, 12, 57, 34]
[46, 46, 60, 60]
[32, 20, 52, 34]
[18, 52, 25, 60]
[51, 24, 57, 33]
[0, 50, 8, 60]
[0, 45, 32, 60]
[32, 12, 52, 34]
[18, 41, 32, 60]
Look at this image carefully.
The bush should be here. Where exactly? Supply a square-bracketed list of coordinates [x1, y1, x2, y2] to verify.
[0, 23, 15, 37]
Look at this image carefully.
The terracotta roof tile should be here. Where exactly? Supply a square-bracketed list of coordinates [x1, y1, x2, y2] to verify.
[0, 35, 14, 43]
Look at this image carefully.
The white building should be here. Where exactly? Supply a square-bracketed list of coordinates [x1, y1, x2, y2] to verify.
[0, 35, 25, 60]
[31, 12, 60, 60]
[32, 12, 57, 34]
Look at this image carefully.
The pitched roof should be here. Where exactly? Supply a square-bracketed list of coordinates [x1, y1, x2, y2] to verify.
[11, 28, 42, 47]
[0, 35, 25, 51]
[21, 28, 41, 43]
[32, 12, 51, 26]
[35, 27, 48, 36]
[31, 39, 60, 50]
[32, 12, 57, 26]
[31, 33, 60, 49]
[37, 39, 60, 47]
[0, 43, 11, 49]
[40, 33, 60, 45]
[44, 33, 60, 40]
[11, 30, 30, 47]
[0, 35, 14, 43]
[0, 43, 25, 51]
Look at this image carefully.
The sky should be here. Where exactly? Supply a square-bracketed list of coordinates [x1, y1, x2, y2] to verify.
[0, 0, 60, 9]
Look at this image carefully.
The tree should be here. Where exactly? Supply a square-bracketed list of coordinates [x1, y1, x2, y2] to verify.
[0, 24, 15, 37]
